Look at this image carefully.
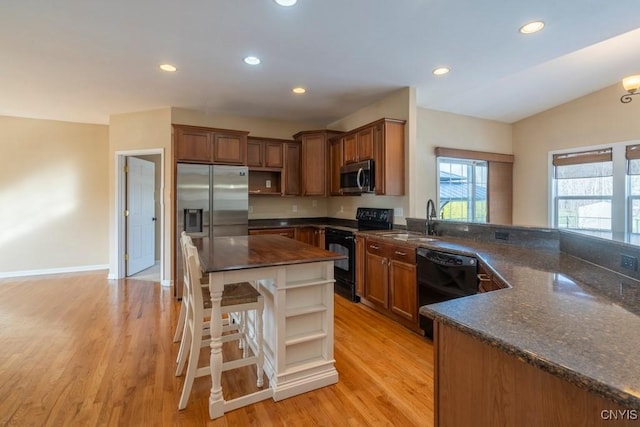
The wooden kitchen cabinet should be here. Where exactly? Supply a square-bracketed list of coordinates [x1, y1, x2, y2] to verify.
[249, 228, 295, 239]
[247, 137, 284, 169]
[293, 130, 343, 197]
[388, 245, 417, 322]
[173, 124, 249, 165]
[174, 126, 212, 163]
[363, 237, 419, 331]
[343, 126, 374, 164]
[283, 142, 301, 196]
[328, 135, 343, 196]
[373, 118, 405, 196]
[294, 226, 324, 248]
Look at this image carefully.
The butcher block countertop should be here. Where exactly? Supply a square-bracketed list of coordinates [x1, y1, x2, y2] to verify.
[194, 234, 346, 272]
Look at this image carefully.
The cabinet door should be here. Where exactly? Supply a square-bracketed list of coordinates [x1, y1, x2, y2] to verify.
[284, 142, 301, 196]
[301, 134, 326, 196]
[247, 140, 263, 167]
[357, 126, 374, 161]
[328, 137, 343, 196]
[175, 128, 212, 162]
[343, 133, 358, 164]
[365, 246, 389, 309]
[389, 259, 417, 323]
[264, 142, 284, 168]
[295, 226, 316, 245]
[212, 133, 246, 165]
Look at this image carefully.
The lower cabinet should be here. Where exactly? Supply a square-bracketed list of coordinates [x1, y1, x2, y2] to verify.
[362, 237, 420, 332]
[295, 226, 325, 248]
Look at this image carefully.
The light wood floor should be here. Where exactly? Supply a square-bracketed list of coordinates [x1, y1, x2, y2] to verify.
[0, 271, 434, 426]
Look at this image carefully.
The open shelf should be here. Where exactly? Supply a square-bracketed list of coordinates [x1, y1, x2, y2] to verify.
[285, 330, 327, 346]
[286, 304, 327, 318]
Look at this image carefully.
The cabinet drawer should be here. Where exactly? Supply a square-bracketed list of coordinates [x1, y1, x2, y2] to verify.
[366, 239, 393, 257]
[389, 245, 416, 264]
[249, 228, 295, 238]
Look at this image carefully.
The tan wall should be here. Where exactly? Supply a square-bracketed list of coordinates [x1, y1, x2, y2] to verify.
[0, 115, 109, 273]
[413, 107, 513, 221]
[512, 83, 640, 227]
[326, 88, 414, 225]
[108, 108, 172, 281]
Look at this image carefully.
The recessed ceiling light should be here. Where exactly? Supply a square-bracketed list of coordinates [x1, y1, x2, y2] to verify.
[243, 56, 261, 65]
[274, 0, 297, 6]
[159, 64, 177, 72]
[519, 21, 545, 34]
[432, 67, 450, 76]
[292, 87, 306, 94]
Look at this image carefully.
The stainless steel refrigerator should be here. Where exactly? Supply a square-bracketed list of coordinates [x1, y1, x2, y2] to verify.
[175, 163, 248, 297]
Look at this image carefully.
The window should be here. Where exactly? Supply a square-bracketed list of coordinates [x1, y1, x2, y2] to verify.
[627, 145, 640, 233]
[437, 158, 488, 222]
[552, 149, 613, 231]
[435, 147, 514, 225]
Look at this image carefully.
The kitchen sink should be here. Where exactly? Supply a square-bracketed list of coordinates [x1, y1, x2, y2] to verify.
[407, 237, 439, 243]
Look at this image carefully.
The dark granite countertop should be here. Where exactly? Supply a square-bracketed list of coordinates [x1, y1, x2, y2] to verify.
[361, 231, 640, 410]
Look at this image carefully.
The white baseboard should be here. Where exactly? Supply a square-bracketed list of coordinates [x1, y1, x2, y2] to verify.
[0, 264, 110, 279]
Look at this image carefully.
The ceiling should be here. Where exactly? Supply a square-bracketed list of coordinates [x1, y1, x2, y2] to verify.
[2, 0, 640, 125]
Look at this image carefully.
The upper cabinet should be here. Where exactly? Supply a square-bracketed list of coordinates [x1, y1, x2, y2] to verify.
[247, 137, 284, 169]
[174, 124, 249, 165]
[328, 135, 344, 196]
[372, 118, 405, 196]
[340, 118, 406, 196]
[293, 130, 343, 197]
[283, 141, 302, 196]
[343, 126, 374, 164]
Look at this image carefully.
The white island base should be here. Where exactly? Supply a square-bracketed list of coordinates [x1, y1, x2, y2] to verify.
[206, 260, 339, 419]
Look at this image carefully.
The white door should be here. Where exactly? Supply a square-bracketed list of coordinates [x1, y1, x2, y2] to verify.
[126, 157, 155, 275]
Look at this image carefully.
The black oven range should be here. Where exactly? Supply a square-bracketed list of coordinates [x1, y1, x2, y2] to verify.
[325, 207, 394, 302]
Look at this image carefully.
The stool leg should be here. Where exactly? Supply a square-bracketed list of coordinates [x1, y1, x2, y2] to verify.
[175, 309, 192, 377]
[256, 297, 264, 388]
[241, 311, 248, 357]
[178, 319, 201, 410]
[173, 298, 186, 343]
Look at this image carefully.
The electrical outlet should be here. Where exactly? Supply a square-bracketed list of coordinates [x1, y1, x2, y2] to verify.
[312, 200, 317, 207]
[292, 205, 297, 213]
[340, 205, 344, 213]
[495, 231, 509, 241]
[265, 179, 271, 188]
[620, 254, 638, 271]
[394, 207, 403, 217]
[248, 205, 253, 214]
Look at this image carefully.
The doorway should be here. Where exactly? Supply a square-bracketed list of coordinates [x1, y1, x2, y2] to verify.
[113, 149, 166, 285]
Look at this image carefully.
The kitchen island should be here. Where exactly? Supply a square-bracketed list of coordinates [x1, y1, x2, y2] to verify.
[410, 234, 640, 426]
[195, 234, 345, 419]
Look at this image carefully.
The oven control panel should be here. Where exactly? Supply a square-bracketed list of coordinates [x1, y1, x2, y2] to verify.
[356, 208, 393, 222]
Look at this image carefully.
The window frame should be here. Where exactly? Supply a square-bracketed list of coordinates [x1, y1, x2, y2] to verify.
[548, 141, 638, 238]
[436, 156, 488, 223]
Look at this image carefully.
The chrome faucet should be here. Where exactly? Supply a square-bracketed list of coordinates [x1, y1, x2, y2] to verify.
[426, 199, 437, 235]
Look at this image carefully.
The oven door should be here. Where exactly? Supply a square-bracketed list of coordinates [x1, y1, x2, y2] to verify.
[325, 228, 357, 301]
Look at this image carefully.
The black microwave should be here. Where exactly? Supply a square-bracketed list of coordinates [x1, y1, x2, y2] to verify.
[340, 160, 375, 193]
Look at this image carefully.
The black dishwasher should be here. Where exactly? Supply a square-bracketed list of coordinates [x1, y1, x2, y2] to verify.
[417, 248, 478, 339]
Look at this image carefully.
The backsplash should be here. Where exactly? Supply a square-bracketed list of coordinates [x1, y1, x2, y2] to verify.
[560, 230, 640, 281]
[405, 219, 560, 251]
[248, 196, 328, 220]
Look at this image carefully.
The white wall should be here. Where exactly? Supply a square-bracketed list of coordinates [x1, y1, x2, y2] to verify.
[512, 83, 640, 226]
